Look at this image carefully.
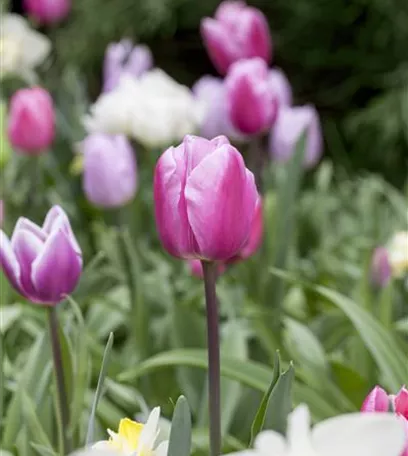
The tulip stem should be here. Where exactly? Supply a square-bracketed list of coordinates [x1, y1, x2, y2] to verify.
[201, 261, 221, 456]
[48, 307, 71, 455]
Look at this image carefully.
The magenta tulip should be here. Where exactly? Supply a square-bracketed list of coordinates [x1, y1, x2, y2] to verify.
[371, 246, 392, 288]
[0, 206, 82, 305]
[103, 40, 153, 92]
[269, 68, 293, 107]
[24, 0, 71, 24]
[269, 104, 323, 168]
[154, 135, 258, 261]
[226, 58, 278, 135]
[201, 0, 272, 75]
[361, 386, 390, 413]
[7, 87, 55, 155]
[82, 134, 138, 208]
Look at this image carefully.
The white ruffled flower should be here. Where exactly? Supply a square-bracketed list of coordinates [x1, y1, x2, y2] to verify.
[225, 404, 405, 456]
[387, 231, 408, 278]
[84, 70, 203, 149]
[91, 407, 168, 456]
[0, 14, 51, 81]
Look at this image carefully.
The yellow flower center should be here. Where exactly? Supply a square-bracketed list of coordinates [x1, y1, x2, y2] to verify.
[108, 418, 144, 453]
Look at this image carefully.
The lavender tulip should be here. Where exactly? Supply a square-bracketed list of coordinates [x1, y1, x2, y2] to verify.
[226, 58, 278, 135]
[371, 247, 392, 288]
[154, 135, 258, 261]
[269, 104, 323, 168]
[269, 68, 293, 107]
[201, 0, 272, 75]
[103, 40, 153, 92]
[0, 206, 82, 305]
[82, 134, 138, 208]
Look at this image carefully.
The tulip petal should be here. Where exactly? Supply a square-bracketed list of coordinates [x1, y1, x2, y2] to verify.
[31, 228, 82, 304]
[395, 387, 408, 419]
[11, 227, 44, 297]
[154, 145, 195, 258]
[155, 441, 169, 456]
[361, 386, 389, 412]
[185, 145, 257, 260]
[138, 407, 160, 451]
[43, 205, 81, 255]
[0, 230, 25, 296]
[254, 430, 286, 453]
[12, 217, 47, 242]
[244, 9, 272, 62]
[312, 412, 406, 456]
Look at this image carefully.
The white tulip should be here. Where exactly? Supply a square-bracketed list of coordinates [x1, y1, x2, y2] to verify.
[225, 405, 406, 456]
[84, 70, 204, 149]
[387, 231, 408, 277]
[0, 14, 51, 82]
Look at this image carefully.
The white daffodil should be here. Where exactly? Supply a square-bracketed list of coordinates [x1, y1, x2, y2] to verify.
[387, 231, 408, 278]
[84, 69, 204, 149]
[0, 14, 51, 81]
[92, 407, 168, 456]
[225, 404, 405, 456]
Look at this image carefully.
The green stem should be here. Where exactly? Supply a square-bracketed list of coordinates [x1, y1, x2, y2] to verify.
[250, 135, 266, 194]
[201, 261, 221, 456]
[48, 307, 71, 454]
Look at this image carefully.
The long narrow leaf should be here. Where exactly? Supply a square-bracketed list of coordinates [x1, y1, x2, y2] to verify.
[168, 396, 192, 456]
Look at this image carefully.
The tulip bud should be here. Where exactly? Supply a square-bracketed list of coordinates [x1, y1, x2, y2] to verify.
[201, 1, 272, 75]
[188, 259, 226, 279]
[361, 386, 390, 413]
[269, 105, 323, 168]
[154, 135, 258, 261]
[103, 40, 153, 92]
[24, 0, 71, 24]
[394, 387, 408, 419]
[7, 87, 55, 155]
[82, 134, 138, 209]
[0, 205, 82, 305]
[226, 58, 278, 135]
[269, 68, 293, 107]
[371, 247, 392, 288]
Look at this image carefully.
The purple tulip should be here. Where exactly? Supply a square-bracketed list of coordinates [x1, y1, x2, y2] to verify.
[7, 87, 55, 155]
[371, 247, 392, 288]
[154, 135, 258, 261]
[82, 134, 138, 208]
[192, 75, 242, 141]
[24, 0, 71, 24]
[226, 57, 278, 135]
[103, 40, 153, 92]
[0, 206, 82, 305]
[269, 104, 323, 168]
[269, 68, 293, 107]
[201, 0, 272, 75]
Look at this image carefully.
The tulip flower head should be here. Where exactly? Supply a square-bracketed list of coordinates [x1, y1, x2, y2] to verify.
[103, 40, 153, 92]
[7, 87, 55, 154]
[82, 133, 138, 208]
[371, 247, 392, 288]
[225, 58, 279, 135]
[225, 404, 406, 456]
[24, 0, 71, 24]
[269, 104, 323, 169]
[93, 407, 168, 456]
[154, 135, 258, 261]
[0, 206, 82, 305]
[201, 1, 272, 75]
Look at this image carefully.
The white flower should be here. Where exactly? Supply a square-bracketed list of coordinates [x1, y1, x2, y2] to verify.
[387, 231, 408, 277]
[84, 70, 203, 149]
[225, 404, 405, 456]
[0, 14, 51, 81]
[92, 407, 168, 456]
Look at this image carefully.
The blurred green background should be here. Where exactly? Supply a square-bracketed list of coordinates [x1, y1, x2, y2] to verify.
[10, 0, 408, 186]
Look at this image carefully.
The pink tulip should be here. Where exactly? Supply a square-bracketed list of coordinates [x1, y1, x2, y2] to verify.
[269, 104, 323, 168]
[154, 135, 258, 261]
[7, 87, 55, 155]
[82, 134, 138, 208]
[371, 246, 392, 288]
[24, 0, 71, 24]
[361, 386, 390, 413]
[0, 206, 82, 305]
[201, 0, 272, 75]
[395, 387, 408, 420]
[188, 259, 226, 279]
[103, 40, 153, 92]
[226, 58, 278, 135]
[269, 68, 293, 107]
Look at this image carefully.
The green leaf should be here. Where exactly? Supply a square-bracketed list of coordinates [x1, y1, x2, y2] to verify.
[263, 363, 295, 435]
[168, 396, 192, 456]
[86, 332, 114, 445]
[0, 305, 22, 334]
[30, 443, 58, 456]
[250, 351, 281, 446]
[118, 349, 273, 392]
